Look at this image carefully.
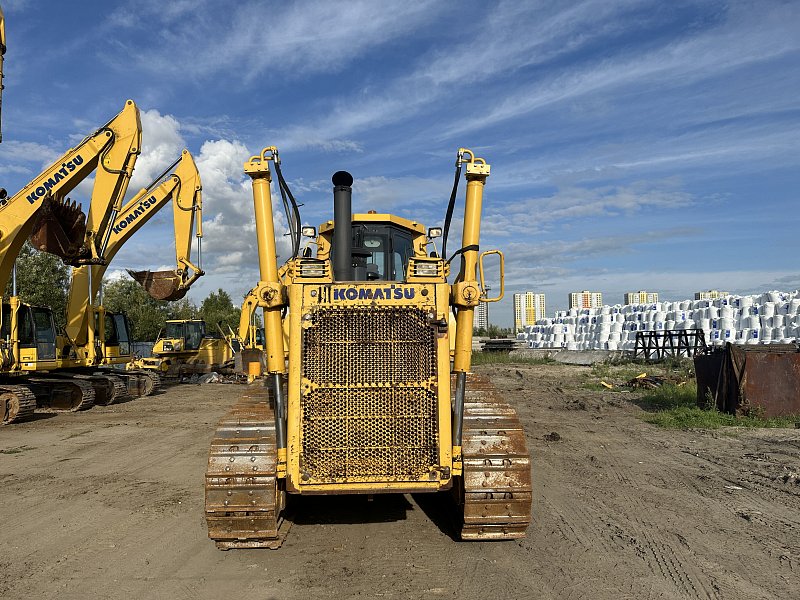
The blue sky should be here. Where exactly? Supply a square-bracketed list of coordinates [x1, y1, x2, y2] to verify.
[1, 0, 798, 326]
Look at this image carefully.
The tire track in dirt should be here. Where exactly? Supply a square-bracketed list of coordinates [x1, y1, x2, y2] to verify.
[596, 440, 722, 599]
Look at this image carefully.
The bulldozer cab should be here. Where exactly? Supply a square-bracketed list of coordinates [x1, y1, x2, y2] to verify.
[321, 215, 424, 283]
[163, 319, 205, 351]
[347, 223, 414, 281]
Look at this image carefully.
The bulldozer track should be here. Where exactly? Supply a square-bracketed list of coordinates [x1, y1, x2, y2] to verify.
[104, 369, 161, 397]
[205, 381, 288, 550]
[27, 377, 95, 411]
[454, 372, 532, 540]
[0, 384, 37, 424]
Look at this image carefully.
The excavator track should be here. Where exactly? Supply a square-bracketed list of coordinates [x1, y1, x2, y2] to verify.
[1, 385, 37, 424]
[27, 377, 95, 411]
[205, 380, 288, 550]
[453, 372, 532, 540]
[51, 372, 129, 406]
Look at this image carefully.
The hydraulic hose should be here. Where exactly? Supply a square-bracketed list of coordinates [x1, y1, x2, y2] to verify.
[273, 160, 302, 259]
[441, 160, 462, 261]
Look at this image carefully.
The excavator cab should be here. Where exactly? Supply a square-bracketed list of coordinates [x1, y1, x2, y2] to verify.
[0, 302, 57, 366]
[101, 312, 132, 359]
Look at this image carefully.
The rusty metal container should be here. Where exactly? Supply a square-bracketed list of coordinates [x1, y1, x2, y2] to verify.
[694, 342, 800, 417]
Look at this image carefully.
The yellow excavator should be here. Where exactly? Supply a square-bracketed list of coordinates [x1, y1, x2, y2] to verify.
[60, 148, 204, 393]
[204, 147, 531, 548]
[0, 100, 141, 423]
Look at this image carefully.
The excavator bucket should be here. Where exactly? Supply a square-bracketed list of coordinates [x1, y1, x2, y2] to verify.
[29, 196, 87, 261]
[127, 269, 188, 301]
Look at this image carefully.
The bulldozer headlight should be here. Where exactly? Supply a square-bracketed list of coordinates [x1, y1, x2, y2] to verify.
[415, 262, 439, 276]
[427, 227, 442, 239]
[301, 226, 317, 238]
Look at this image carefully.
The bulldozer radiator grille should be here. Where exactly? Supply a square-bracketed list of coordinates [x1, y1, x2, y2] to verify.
[301, 306, 438, 481]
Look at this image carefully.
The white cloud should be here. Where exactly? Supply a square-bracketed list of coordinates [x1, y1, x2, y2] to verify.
[0, 140, 61, 168]
[127, 109, 186, 192]
[107, 1, 441, 82]
[442, 3, 800, 139]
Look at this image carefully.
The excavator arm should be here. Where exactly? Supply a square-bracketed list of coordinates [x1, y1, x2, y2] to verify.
[0, 99, 141, 292]
[64, 149, 203, 351]
[237, 289, 260, 347]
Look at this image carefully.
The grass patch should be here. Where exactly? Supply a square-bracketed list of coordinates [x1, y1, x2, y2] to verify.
[639, 382, 800, 429]
[644, 407, 800, 429]
[590, 362, 649, 383]
[583, 383, 611, 392]
[471, 352, 555, 366]
[639, 382, 698, 410]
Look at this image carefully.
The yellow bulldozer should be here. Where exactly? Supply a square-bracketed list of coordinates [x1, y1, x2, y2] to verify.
[204, 147, 532, 547]
[135, 318, 237, 377]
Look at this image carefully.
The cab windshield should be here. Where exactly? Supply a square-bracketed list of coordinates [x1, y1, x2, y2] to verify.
[331, 223, 414, 281]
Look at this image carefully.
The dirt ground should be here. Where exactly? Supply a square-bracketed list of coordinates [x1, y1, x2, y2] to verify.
[1, 362, 798, 600]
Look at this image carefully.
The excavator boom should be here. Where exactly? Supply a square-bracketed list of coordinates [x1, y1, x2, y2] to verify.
[0, 100, 141, 292]
[64, 149, 203, 351]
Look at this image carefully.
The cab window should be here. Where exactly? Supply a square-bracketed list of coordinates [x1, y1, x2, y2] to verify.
[185, 321, 204, 350]
[363, 235, 385, 280]
[165, 322, 184, 339]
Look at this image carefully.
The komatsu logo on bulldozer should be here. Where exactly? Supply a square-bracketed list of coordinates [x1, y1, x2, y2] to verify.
[333, 285, 415, 301]
[110, 195, 157, 234]
[25, 155, 85, 203]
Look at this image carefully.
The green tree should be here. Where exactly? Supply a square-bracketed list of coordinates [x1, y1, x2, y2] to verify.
[3, 242, 70, 328]
[199, 288, 241, 332]
[102, 278, 169, 341]
[486, 324, 512, 339]
[167, 297, 198, 320]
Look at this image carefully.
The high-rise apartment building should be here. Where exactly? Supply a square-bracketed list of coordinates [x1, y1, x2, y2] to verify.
[569, 290, 603, 310]
[513, 292, 546, 333]
[473, 301, 488, 331]
[624, 290, 659, 305]
[694, 290, 731, 300]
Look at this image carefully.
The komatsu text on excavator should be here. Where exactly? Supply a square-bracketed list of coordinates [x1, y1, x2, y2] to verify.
[205, 147, 532, 548]
[1, 100, 142, 422]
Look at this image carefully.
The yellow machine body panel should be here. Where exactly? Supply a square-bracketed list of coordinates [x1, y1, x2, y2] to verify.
[285, 281, 452, 493]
